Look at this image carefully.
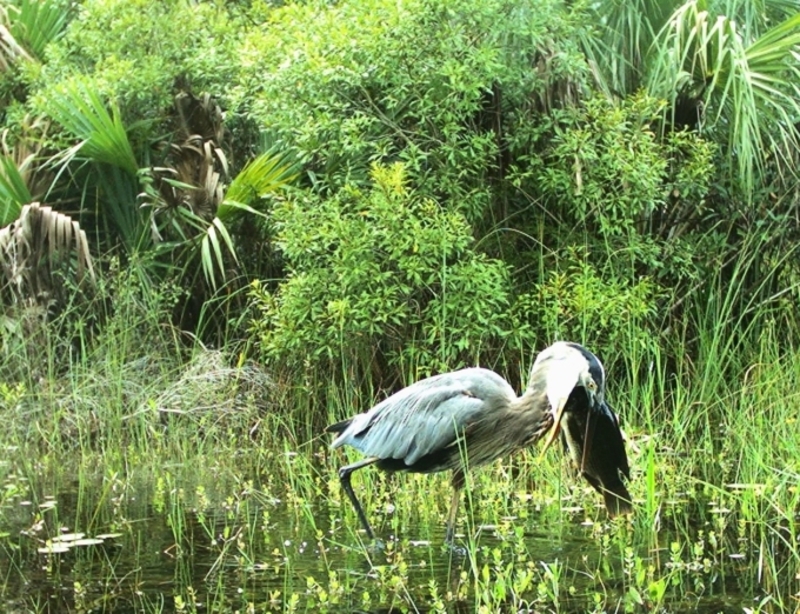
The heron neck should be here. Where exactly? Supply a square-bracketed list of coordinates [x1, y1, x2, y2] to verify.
[514, 387, 541, 413]
[505, 387, 550, 432]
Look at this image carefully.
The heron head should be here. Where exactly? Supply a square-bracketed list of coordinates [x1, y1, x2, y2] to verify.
[531, 342, 606, 453]
[578, 362, 604, 409]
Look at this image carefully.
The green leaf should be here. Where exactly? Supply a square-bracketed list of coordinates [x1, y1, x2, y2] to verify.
[0, 155, 33, 226]
[647, 2, 800, 197]
[219, 152, 298, 221]
[200, 217, 239, 290]
[48, 80, 138, 176]
[8, 0, 71, 61]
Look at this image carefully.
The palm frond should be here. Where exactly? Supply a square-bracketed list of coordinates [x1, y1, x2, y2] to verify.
[579, 0, 680, 96]
[143, 93, 229, 222]
[200, 217, 239, 291]
[166, 205, 238, 291]
[741, 13, 800, 186]
[647, 1, 800, 196]
[7, 0, 70, 61]
[219, 152, 298, 222]
[46, 81, 147, 250]
[709, 0, 800, 32]
[48, 80, 138, 176]
[0, 202, 95, 305]
[0, 20, 31, 71]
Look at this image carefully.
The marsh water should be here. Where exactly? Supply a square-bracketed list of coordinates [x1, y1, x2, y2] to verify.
[0, 459, 794, 613]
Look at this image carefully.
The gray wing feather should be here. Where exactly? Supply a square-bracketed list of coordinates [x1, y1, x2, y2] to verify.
[331, 368, 513, 466]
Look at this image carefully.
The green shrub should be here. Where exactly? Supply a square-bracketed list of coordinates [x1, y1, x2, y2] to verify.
[250, 163, 514, 388]
[237, 0, 587, 223]
[516, 249, 664, 370]
[28, 0, 241, 125]
[534, 94, 668, 237]
[510, 93, 719, 295]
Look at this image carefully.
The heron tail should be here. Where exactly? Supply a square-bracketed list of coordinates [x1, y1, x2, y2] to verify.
[325, 418, 353, 434]
[603, 482, 633, 517]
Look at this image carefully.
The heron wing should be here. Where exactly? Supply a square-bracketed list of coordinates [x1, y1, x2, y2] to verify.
[330, 367, 514, 466]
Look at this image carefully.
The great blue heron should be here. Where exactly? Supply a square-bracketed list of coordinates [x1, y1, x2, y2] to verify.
[327, 341, 631, 542]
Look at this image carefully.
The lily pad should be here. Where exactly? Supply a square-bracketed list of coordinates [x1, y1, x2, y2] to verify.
[70, 538, 105, 547]
[53, 533, 86, 542]
[38, 543, 70, 554]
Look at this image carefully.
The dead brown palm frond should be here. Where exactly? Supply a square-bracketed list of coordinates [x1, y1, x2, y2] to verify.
[147, 92, 228, 221]
[175, 91, 226, 145]
[141, 91, 297, 293]
[170, 136, 225, 218]
[0, 202, 95, 306]
[139, 91, 235, 294]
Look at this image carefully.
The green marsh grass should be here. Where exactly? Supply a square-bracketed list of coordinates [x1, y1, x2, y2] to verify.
[2, 255, 800, 611]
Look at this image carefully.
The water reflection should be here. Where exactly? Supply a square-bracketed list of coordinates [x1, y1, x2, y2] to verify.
[0, 467, 793, 613]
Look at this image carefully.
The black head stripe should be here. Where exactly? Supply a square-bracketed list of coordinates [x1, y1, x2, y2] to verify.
[564, 342, 605, 390]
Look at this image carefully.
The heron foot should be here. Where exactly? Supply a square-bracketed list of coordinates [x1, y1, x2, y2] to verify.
[443, 540, 468, 556]
[366, 537, 386, 552]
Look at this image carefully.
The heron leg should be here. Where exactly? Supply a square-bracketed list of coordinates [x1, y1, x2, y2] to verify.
[338, 457, 380, 540]
[445, 469, 466, 544]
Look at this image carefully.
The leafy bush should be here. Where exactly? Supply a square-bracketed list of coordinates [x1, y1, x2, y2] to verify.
[535, 94, 668, 237]
[509, 93, 718, 291]
[237, 0, 587, 223]
[516, 249, 664, 369]
[250, 163, 514, 387]
[28, 0, 241, 125]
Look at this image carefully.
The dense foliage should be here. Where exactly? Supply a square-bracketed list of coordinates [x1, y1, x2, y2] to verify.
[1, 0, 799, 402]
[251, 162, 513, 386]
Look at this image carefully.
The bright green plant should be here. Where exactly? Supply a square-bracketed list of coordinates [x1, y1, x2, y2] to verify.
[647, 3, 800, 198]
[0, 0, 71, 110]
[0, 154, 33, 226]
[516, 250, 663, 371]
[44, 79, 145, 251]
[32, 0, 241, 118]
[250, 162, 514, 387]
[520, 93, 718, 293]
[535, 93, 668, 238]
[2, 0, 71, 63]
[238, 0, 587, 224]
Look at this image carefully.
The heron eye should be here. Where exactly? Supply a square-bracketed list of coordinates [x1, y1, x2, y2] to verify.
[587, 380, 597, 391]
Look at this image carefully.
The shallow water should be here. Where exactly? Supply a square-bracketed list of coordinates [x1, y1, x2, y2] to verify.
[0, 462, 795, 613]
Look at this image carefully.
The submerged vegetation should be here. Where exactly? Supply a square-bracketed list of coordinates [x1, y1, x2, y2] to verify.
[1, 0, 800, 611]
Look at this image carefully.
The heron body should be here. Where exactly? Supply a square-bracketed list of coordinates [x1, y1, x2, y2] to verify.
[327, 367, 554, 542]
[328, 341, 632, 542]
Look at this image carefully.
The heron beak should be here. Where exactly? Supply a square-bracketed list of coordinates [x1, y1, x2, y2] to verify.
[539, 396, 568, 456]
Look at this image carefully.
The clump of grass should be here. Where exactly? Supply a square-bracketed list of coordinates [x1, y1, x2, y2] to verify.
[0, 261, 277, 468]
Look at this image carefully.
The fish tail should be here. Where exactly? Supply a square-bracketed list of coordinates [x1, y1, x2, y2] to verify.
[603, 482, 633, 517]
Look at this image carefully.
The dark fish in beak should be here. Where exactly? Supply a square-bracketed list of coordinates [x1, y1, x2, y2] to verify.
[560, 397, 632, 517]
